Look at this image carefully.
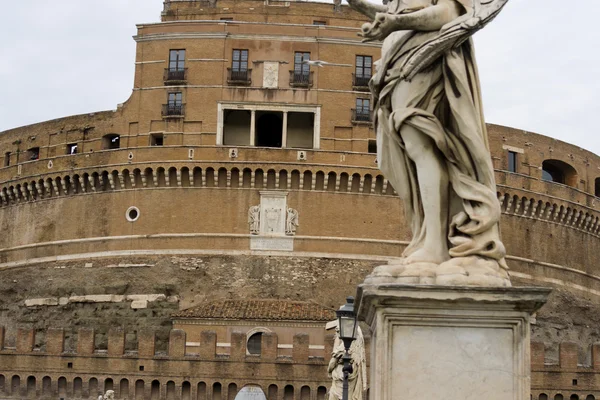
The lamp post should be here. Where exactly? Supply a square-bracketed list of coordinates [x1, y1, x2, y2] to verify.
[336, 296, 358, 400]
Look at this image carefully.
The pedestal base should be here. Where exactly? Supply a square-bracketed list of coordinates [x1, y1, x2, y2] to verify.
[355, 284, 550, 400]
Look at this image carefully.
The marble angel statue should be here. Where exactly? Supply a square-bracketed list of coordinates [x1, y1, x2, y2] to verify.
[348, 0, 512, 286]
[327, 323, 367, 400]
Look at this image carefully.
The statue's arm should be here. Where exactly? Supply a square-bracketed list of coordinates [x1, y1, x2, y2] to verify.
[347, 0, 387, 20]
[361, 0, 462, 41]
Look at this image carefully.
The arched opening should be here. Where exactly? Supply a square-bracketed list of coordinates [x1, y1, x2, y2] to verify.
[218, 168, 228, 188]
[26, 376, 35, 399]
[327, 172, 336, 191]
[213, 383, 222, 400]
[283, 385, 294, 400]
[585, 395, 595, 400]
[197, 382, 207, 400]
[255, 169, 264, 189]
[73, 377, 83, 398]
[231, 168, 240, 188]
[268, 385, 278, 400]
[351, 173, 361, 193]
[300, 386, 310, 400]
[242, 168, 252, 188]
[135, 379, 145, 400]
[182, 381, 191, 400]
[166, 381, 176, 400]
[542, 159, 577, 187]
[279, 170, 288, 189]
[181, 167, 191, 187]
[42, 377, 51, 397]
[193, 167, 202, 187]
[89, 378, 99, 398]
[151, 380, 160, 400]
[169, 167, 178, 187]
[316, 387, 327, 400]
[255, 112, 283, 147]
[555, 395, 564, 400]
[105, 378, 114, 393]
[539, 393, 548, 400]
[266, 169, 277, 189]
[11, 376, 20, 397]
[228, 383, 237, 400]
[120, 379, 130, 399]
[291, 170, 301, 189]
[58, 377, 67, 398]
[247, 332, 263, 355]
[102, 134, 121, 150]
[302, 171, 312, 190]
[571, 396, 580, 400]
[206, 167, 216, 187]
[315, 171, 325, 191]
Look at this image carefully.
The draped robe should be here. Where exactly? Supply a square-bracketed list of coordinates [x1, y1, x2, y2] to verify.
[372, 0, 507, 266]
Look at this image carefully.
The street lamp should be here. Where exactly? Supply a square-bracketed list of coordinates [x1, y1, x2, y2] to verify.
[336, 296, 358, 400]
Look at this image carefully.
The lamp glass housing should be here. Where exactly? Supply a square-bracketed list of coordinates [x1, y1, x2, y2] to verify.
[336, 296, 358, 342]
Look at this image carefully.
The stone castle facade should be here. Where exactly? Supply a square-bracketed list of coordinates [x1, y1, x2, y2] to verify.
[0, 0, 599, 399]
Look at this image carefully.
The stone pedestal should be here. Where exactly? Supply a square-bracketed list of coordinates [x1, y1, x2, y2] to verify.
[355, 284, 550, 400]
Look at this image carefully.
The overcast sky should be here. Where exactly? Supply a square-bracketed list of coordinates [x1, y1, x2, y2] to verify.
[1, 0, 598, 155]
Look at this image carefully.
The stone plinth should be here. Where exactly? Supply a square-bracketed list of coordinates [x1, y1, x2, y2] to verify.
[355, 284, 550, 400]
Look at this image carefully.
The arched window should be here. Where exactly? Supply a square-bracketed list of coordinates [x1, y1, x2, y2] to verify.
[555, 394, 564, 400]
[585, 395, 595, 400]
[571, 395, 580, 400]
[542, 160, 577, 187]
[247, 333, 262, 355]
[102, 134, 121, 150]
[539, 394, 548, 400]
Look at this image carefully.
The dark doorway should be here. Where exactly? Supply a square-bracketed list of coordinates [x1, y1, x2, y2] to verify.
[255, 112, 283, 147]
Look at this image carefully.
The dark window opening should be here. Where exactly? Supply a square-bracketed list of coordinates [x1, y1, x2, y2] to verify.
[571, 395, 579, 400]
[4, 152, 10, 167]
[150, 133, 164, 146]
[256, 112, 283, 148]
[508, 151, 517, 173]
[139, 366, 144, 371]
[572, 380, 578, 386]
[223, 110, 251, 146]
[103, 134, 121, 150]
[313, 20, 327, 25]
[542, 159, 577, 187]
[67, 363, 73, 369]
[27, 147, 40, 161]
[247, 332, 262, 355]
[67, 143, 78, 155]
[220, 17, 233, 21]
[368, 139, 377, 154]
[595, 178, 600, 197]
[286, 112, 314, 149]
[353, 98, 371, 122]
[354, 55, 372, 89]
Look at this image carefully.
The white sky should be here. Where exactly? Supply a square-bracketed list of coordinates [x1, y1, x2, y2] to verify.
[1, 0, 598, 155]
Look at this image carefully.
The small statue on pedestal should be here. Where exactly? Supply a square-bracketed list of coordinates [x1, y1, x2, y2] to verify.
[327, 324, 367, 400]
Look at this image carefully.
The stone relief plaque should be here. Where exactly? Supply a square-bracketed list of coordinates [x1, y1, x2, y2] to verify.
[249, 191, 297, 251]
[262, 61, 279, 89]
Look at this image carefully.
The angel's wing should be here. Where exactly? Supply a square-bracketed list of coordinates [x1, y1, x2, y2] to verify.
[399, 0, 509, 80]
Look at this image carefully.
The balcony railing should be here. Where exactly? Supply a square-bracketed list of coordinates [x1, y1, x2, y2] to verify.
[163, 68, 188, 85]
[352, 108, 372, 123]
[162, 104, 185, 118]
[227, 68, 252, 85]
[289, 71, 314, 88]
[352, 73, 371, 91]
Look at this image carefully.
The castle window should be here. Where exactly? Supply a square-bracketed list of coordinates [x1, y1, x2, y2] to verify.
[223, 110, 251, 146]
[165, 49, 186, 84]
[27, 147, 40, 161]
[162, 92, 184, 118]
[291, 52, 312, 87]
[286, 112, 314, 149]
[354, 55, 372, 90]
[67, 143, 78, 155]
[247, 332, 262, 355]
[102, 134, 121, 150]
[256, 111, 283, 147]
[4, 152, 10, 167]
[368, 139, 377, 154]
[150, 133, 164, 146]
[228, 49, 251, 85]
[220, 17, 233, 21]
[595, 178, 600, 197]
[542, 159, 578, 187]
[571, 395, 579, 400]
[353, 98, 371, 122]
[508, 150, 517, 173]
[313, 20, 327, 25]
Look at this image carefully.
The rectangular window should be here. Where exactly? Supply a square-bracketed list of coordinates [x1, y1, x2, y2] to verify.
[67, 143, 78, 155]
[27, 147, 40, 161]
[313, 20, 327, 25]
[168, 92, 183, 106]
[508, 151, 517, 173]
[356, 98, 370, 114]
[220, 17, 233, 21]
[356, 55, 372, 78]
[232, 49, 249, 72]
[169, 50, 186, 71]
[368, 139, 377, 154]
[4, 152, 10, 167]
[294, 52, 310, 75]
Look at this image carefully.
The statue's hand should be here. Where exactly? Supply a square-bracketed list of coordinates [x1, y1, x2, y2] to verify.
[360, 13, 397, 42]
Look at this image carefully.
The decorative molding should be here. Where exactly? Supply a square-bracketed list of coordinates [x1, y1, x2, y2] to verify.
[188, 58, 228, 62]
[134, 60, 166, 65]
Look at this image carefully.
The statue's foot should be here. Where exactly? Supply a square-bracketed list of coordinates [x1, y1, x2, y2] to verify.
[364, 256, 511, 287]
[403, 247, 449, 265]
[435, 256, 511, 287]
